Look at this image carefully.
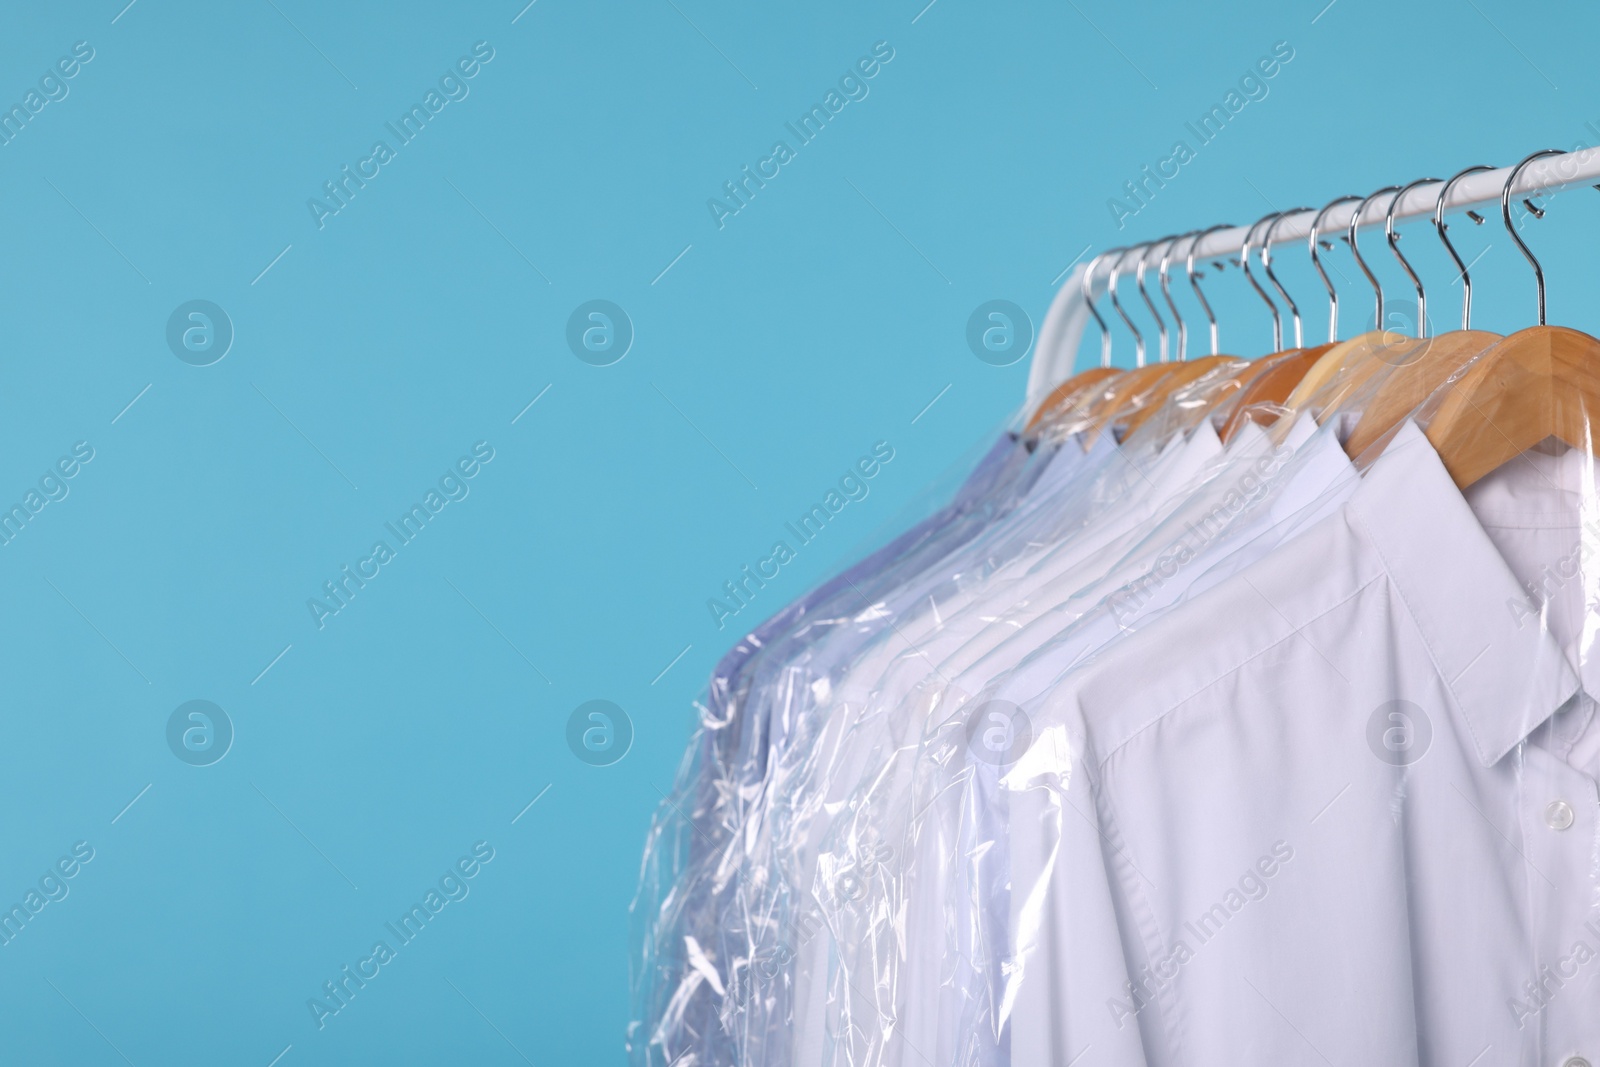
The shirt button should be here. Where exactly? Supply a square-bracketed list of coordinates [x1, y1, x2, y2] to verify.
[1563, 1057, 1591, 1067]
[1547, 800, 1576, 830]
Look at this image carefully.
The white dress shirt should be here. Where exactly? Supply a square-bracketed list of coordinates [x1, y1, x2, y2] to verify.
[1030, 421, 1600, 1065]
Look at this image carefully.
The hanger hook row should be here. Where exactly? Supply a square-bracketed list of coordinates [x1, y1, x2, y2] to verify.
[1084, 149, 1589, 371]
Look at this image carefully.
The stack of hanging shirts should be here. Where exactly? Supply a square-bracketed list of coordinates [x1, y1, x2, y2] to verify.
[631, 338, 1600, 1065]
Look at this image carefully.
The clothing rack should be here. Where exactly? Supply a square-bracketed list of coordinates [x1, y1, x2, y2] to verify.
[1026, 145, 1600, 411]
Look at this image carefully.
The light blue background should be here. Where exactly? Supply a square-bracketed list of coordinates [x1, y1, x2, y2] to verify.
[0, 1, 1595, 1063]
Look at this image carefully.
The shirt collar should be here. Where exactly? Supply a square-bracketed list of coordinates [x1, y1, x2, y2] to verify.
[1348, 421, 1582, 766]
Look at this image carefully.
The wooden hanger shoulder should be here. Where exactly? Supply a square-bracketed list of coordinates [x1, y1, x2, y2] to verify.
[1218, 343, 1332, 443]
[1290, 330, 1437, 425]
[1025, 366, 1122, 433]
[1425, 325, 1600, 487]
[1342, 330, 1502, 459]
[1120, 355, 1248, 437]
[1284, 330, 1406, 410]
[1081, 363, 1178, 443]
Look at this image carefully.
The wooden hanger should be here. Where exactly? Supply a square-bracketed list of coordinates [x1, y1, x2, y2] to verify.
[1281, 330, 1405, 410]
[1081, 362, 1178, 441]
[1078, 236, 1200, 441]
[1425, 151, 1600, 487]
[1278, 186, 1431, 423]
[1120, 355, 1248, 437]
[1136, 207, 1369, 443]
[1026, 247, 1133, 434]
[1218, 342, 1334, 441]
[1427, 326, 1600, 486]
[1344, 331, 1501, 457]
[1218, 204, 1355, 441]
[1344, 167, 1505, 459]
[1106, 225, 1261, 437]
[1025, 366, 1121, 433]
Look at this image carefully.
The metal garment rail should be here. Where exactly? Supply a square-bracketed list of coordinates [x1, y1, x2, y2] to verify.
[1182, 145, 1600, 262]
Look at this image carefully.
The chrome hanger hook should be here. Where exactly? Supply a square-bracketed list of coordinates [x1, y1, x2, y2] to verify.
[1502, 149, 1565, 326]
[1081, 247, 1126, 368]
[1108, 244, 1148, 367]
[1136, 238, 1174, 363]
[1159, 233, 1194, 361]
[1309, 194, 1361, 343]
[1385, 177, 1442, 339]
[1350, 185, 1402, 334]
[1435, 165, 1494, 331]
[1263, 207, 1314, 349]
[1241, 212, 1284, 352]
[1186, 224, 1232, 356]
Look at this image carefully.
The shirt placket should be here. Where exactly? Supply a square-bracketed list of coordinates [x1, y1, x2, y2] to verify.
[1517, 741, 1600, 1065]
